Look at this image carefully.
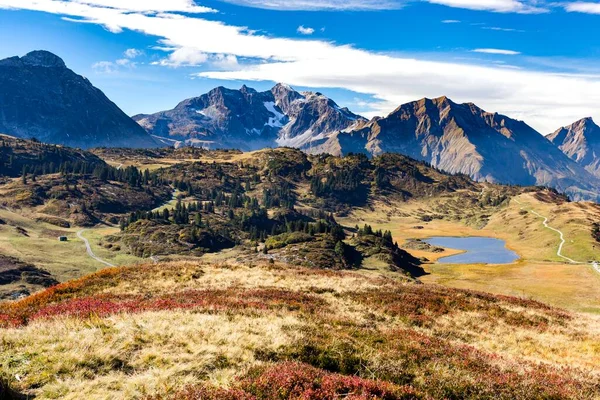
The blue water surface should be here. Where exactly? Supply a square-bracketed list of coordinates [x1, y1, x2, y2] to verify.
[425, 237, 519, 265]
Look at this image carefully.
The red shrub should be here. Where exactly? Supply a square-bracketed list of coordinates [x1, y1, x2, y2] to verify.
[148, 362, 423, 400]
[1, 289, 326, 327]
[240, 362, 422, 399]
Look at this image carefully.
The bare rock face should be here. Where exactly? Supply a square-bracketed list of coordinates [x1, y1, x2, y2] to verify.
[133, 83, 365, 151]
[547, 117, 600, 178]
[327, 96, 600, 201]
[0, 51, 159, 149]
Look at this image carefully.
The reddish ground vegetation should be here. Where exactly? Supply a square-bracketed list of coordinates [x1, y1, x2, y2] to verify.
[275, 322, 599, 399]
[351, 284, 571, 330]
[0, 288, 325, 327]
[148, 362, 423, 400]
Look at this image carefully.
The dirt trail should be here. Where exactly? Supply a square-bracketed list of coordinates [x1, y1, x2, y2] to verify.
[514, 199, 597, 271]
[77, 229, 115, 268]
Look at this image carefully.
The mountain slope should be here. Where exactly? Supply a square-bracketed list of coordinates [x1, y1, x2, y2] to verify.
[133, 83, 364, 151]
[0, 51, 158, 149]
[547, 117, 600, 178]
[325, 96, 600, 201]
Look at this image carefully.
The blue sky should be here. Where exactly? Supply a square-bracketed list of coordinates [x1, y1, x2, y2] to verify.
[1, 0, 600, 132]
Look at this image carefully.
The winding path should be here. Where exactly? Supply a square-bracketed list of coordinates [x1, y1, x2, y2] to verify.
[514, 199, 594, 268]
[526, 208, 582, 265]
[77, 229, 116, 268]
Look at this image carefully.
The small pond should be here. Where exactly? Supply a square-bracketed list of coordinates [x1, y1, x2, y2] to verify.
[424, 237, 519, 265]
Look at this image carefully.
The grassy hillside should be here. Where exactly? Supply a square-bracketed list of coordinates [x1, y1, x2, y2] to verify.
[1, 259, 599, 399]
[1, 144, 599, 399]
[3, 144, 598, 310]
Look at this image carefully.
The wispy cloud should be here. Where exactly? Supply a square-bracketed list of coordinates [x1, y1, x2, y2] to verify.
[441, 19, 461, 23]
[472, 48, 521, 55]
[426, 0, 548, 14]
[124, 48, 143, 58]
[482, 26, 525, 32]
[564, 2, 600, 14]
[216, 0, 402, 11]
[92, 60, 117, 73]
[217, 0, 548, 13]
[297, 25, 315, 35]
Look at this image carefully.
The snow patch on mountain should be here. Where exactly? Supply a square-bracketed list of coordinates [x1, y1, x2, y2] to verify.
[264, 101, 286, 128]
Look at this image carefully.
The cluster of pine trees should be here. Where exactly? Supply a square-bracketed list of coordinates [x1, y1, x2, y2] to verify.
[593, 222, 600, 244]
[310, 168, 363, 198]
[92, 165, 164, 187]
[120, 199, 214, 231]
[356, 224, 395, 244]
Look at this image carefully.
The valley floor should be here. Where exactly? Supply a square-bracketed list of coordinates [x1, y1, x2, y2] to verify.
[339, 192, 600, 313]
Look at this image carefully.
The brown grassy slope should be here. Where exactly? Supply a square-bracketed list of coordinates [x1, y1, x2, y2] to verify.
[1, 260, 599, 399]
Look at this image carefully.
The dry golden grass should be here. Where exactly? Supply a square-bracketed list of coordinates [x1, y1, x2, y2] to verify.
[2, 311, 303, 399]
[1, 261, 600, 399]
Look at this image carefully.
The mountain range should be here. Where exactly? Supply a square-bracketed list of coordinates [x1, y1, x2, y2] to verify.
[321, 96, 600, 201]
[133, 83, 364, 151]
[0, 50, 598, 201]
[0, 51, 158, 149]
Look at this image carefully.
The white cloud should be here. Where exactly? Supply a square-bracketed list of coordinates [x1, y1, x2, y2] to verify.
[426, 0, 548, 13]
[297, 25, 315, 35]
[211, 54, 240, 69]
[441, 19, 461, 23]
[472, 48, 521, 55]
[124, 48, 143, 58]
[69, 0, 215, 13]
[216, 0, 402, 11]
[217, 0, 548, 13]
[92, 60, 117, 73]
[564, 2, 600, 14]
[4, 0, 600, 134]
[482, 26, 524, 32]
[153, 47, 209, 67]
[93, 57, 137, 72]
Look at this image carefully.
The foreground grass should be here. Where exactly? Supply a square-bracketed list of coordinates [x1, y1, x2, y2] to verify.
[1, 261, 599, 399]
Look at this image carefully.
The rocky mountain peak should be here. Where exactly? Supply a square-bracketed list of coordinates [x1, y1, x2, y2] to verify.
[240, 84, 257, 95]
[0, 50, 157, 149]
[271, 83, 304, 114]
[571, 117, 598, 132]
[547, 117, 600, 178]
[21, 50, 66, 68]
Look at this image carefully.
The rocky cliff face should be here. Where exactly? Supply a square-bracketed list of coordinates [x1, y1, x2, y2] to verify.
[0, 51, 158, 149]
[325, 96, 600, 201]
[134, 83, 364, 151]
[547, 117, 600, 178]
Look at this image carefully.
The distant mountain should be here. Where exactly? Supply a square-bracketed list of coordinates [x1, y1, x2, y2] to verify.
[0, 50, 158, 149]
[319, 96, 600, 201]
[133, 83, 364, 151]
[547, 117, 600, 178]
